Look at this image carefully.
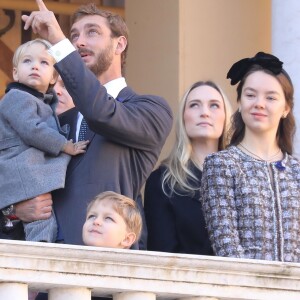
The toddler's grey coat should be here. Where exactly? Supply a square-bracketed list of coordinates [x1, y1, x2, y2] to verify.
[0, 83, 70, 209]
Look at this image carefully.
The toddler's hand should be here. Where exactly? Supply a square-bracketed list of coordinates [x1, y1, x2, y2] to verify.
[62, 139, 89, 155]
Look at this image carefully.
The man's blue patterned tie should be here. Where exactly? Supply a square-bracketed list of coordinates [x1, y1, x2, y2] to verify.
[78, 118, 88, 141]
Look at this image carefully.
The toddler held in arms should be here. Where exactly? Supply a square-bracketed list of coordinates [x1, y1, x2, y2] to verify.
[0, 39, 88, 243]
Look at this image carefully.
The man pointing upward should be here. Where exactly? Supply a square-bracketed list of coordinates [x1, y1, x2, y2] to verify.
[13, 0, 172, 246]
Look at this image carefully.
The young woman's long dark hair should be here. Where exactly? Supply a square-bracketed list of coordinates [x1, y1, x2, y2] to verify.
[229, 64, 295, 154]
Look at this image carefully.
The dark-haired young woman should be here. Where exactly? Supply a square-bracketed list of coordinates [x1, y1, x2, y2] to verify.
[201, 52, 300, 262]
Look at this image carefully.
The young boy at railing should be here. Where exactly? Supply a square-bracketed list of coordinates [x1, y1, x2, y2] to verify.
[36, 193, 142, 300]
[82, 191, 142, 249]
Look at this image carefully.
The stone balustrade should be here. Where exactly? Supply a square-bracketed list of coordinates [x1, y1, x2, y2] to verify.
[0, 239, 300, 299]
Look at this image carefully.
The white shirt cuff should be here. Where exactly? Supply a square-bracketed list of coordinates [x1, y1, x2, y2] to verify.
[48, 39, 76, 63]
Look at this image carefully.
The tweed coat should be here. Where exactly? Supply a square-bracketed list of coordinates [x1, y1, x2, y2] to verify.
[201, 146, 300, 262]
[0, 83, 70, 208]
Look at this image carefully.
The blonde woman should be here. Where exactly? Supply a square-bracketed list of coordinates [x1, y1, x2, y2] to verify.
[144, 81, 232, 254]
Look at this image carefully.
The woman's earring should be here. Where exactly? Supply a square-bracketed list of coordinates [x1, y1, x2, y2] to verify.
[238, 107, 241, 113]
[282, 113, 287, 118]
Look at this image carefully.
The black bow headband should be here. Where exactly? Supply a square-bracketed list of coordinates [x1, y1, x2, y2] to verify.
[227, 52, 283, 85]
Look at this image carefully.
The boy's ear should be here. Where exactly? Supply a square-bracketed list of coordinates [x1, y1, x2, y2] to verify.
[121, 232, 136, 249]
[13, 67, 19, 81]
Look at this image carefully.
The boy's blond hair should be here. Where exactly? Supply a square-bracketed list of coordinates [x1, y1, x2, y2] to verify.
[87, 191, 142, 240]
[13, 38, 58, 89]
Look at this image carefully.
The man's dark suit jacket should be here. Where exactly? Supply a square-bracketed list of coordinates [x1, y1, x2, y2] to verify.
[52, 51, 173, 246]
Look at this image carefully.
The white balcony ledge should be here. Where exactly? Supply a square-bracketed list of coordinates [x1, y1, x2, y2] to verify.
[0, 239, 300, 299]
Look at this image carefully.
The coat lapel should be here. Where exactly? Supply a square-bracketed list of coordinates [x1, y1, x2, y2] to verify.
[63, 87, 135, 176]
[59, 107, 78, 141]
[59, 108, 93, 176]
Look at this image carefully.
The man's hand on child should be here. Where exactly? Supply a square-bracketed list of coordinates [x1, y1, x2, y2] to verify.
[63, 139, 89, 155]
[15, 193, 53, 222]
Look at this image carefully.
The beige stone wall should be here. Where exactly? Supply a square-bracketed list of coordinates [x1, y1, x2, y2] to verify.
[272, 0, 300, 158]
[179, 0, 271, 105]
[126, 0, 180, 162]
[126, 0, 271, 164]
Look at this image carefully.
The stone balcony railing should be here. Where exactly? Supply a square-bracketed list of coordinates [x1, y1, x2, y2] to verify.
[0, 240, 300, 300]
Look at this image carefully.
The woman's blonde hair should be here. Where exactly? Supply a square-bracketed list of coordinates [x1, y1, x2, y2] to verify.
[162, 81, 232, 195]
